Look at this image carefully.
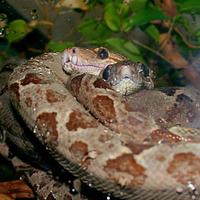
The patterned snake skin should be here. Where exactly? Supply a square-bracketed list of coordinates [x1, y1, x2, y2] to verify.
[7, 47, 200, 200]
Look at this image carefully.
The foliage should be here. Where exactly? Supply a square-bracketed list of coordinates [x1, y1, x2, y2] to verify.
[76, 0, 200, 64]
[6, 19, 30, 44]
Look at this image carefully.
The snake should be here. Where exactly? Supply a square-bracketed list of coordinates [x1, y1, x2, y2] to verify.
[5, 47, 200, 200]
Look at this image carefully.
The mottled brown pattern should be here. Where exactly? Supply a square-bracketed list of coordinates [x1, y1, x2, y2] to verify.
[105, 154, 146, 186]
[21, 73, 44, 86]
[93, 79, 112, 90]
[155, 154, 166, 162]
[25, 97, 32, 107]
[98, 133, 113, 143]
[126, 143, 153, 155]
[69, 141, 88, 162]
[167, 152, 200, 184]
[9, 82, 20, 101]
[151, 129, 184, 143]
[166, 93, 196, 124]
[127, 115, 142, 126]
[93, 95, 116, 122]
[68, 74, 85, 96]
[66, 109, 98, 131]
[46, 89, 65, 103]
[36, 112, 58, 141]
[123, 101, 134, 112]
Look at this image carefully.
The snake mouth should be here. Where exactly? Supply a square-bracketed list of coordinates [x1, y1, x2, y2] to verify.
[62, 51, 103, 75]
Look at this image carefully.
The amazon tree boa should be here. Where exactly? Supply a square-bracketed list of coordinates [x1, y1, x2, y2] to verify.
[7, 47, 200, 200]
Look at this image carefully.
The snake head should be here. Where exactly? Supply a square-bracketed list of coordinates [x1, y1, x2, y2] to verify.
[62, 47, 125, 75]
[101, 60, 154, 96]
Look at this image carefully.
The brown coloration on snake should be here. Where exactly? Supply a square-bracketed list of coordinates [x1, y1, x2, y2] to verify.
[25, 97, 32, 107]
[155, 154, 166, 162]
[66, 109, 98, 131]
[20, 73, 45, 86]
[123, 101, 134, 112]
[98, 133, 113, 143]
[105, 154, 147, 186]
[125, 143, 153, 155]
[7, 50, 200, 200]
[9, 83, 20, 101]
[69, 141, 88, 162]
[46, 89, 65, 103]
[166, 93, 196, 124]
[167, 152, 200, 184]
[36, 112, 58, 141]
[127, 115, 143, 126]
[92, 95, 116, 123]
[151, 129, 186, 143]
[69, 74, 84, 96]
[93, 79, 112, 90]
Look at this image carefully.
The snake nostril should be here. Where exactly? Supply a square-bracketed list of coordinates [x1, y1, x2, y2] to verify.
[72, 48, 76, 54]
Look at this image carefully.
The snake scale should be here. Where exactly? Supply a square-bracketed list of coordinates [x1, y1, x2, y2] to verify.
[6, 47, 200, 199]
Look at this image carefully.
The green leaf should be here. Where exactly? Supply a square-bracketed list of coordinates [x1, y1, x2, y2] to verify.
[6, 19, 30, 44]
[105, 37, 144, 62]
[119, 3, 130, 18]
[177, 0, 200, 13]
[130, 0, 148, 11]
[122, 7, 168, 32]
[194, 28, 200, 44]
[144, 24, 160, 43]
[47, 40, 74, 52]
[78, 19, 111, 40]
[104, 2, 121, 31]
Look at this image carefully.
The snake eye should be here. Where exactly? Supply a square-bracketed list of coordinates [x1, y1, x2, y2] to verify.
[98, 48, 109, 59]
[140, 63, 150, 77]
[102, 65, 111, 80]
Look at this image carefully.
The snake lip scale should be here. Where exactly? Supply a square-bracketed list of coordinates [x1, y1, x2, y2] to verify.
[7, 48, 200, 200]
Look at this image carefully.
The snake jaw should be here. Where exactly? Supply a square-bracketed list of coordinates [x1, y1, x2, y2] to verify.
[62, 47, 125, 76]
[62, 48, 104, 75]
[62, 48, 78, 74]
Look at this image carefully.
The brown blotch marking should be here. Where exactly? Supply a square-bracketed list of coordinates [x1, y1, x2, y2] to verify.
[66, 109, 98, 131]
[166, 93, 195, 123]
[151, 129, 183, 143]
[156, 154, 166, 162]
[98, 133, 113, 143]
[25, 97, 32, 107]
[167, 152, 200, 184]
[69, 141, 88, 162]
[21, 73, 44, 86]
[126, 143, 153, 155]
[93, 95, 116, 122]
[127, 115, 142, 126]
[36, 112, 58, 141]
[105, 154, 146, 186]
[46, 89, 65, 103]
[93, 78, 112, 90]
[68, 74, 85, 96]
[123, 101, 134, 112]
[9, 83, 20, 101]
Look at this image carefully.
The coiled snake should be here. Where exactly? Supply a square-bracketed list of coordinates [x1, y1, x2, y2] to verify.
[7, 47, 200, 200]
